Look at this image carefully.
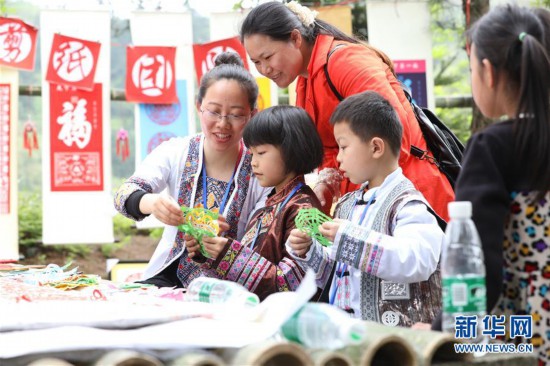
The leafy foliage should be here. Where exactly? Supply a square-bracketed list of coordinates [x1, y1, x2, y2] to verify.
[18, 191, 42, 247]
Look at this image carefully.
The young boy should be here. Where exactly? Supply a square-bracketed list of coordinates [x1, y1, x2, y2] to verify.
[288, 91, 444, 327]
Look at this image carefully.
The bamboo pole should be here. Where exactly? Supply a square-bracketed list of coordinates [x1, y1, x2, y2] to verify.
[219, 340, 313, 366]
[168, 349, 226, 366]
[94, 350, 162, 366]
[357, 322, 473, 366]
[308, 349, 353, 366]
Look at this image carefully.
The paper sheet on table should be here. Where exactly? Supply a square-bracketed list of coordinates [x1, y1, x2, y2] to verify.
[0, 269, 317, 359]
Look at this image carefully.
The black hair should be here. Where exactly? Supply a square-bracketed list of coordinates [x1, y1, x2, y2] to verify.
[330, 91, 402, 157]
[467, 5, 550, 200]
[243, 105, 323, 175]
[197, 51, 258, 109]
[240, 1, 395, 73]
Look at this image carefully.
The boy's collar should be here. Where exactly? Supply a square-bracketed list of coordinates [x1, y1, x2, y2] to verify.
[356, 167, 402, 201]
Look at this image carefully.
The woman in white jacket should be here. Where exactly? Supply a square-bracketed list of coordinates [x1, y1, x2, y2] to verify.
[114, 52, 269, 287]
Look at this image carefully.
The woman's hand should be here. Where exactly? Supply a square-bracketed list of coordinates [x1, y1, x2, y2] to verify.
[313, 183, 335, 215]
[141, 194, 184, 226]
[288, 229, 313, 257]
[201, 236, 229, 259]
[314, 168, 343, 215]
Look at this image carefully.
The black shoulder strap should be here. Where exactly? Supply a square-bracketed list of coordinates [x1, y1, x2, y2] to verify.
[323, 44, 346, 102]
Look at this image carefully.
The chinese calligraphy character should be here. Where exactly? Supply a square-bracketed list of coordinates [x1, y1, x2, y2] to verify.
[510, 315, 533, 339]
[56, 98, 92, 149]
[0, 22, 31, 63]
[132, 54, 173, 97]
[201, 45, 238, 75]
[52, 41, 94, 82]
[455, 315, 478, 339]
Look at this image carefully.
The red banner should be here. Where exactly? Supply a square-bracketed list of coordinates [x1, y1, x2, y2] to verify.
[0, 17, 38, 71]
[49, 83, 103, 192]
[192, 37, 249, 84]
[46, 34, 101, 91]
[0, 84, 10, 214]
[126, 46, 177, 104]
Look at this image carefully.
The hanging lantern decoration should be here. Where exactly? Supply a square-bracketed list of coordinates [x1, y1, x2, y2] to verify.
[116, 128, 130, 162]
[23, 118, 39, 157]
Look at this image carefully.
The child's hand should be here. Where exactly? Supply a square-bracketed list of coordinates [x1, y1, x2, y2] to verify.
[184, 234, 201, 259]
[288, 229, 313, 257]
[319, 218, 346, 242]
[217, 215, 230, 234]
[201, 236, 229, 259]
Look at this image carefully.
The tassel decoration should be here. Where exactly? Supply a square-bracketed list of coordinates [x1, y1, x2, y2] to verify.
[116, 128, 130, 162]
[23, 119, 39, 157]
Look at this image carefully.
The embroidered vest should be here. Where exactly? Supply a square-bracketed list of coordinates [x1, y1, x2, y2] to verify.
[163, 135, 252, 287]
[335, 179, 442, 326]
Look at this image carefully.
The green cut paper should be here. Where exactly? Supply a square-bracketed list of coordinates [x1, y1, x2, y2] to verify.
[295, 208, 332, 247]
[178, 207, 219, 258]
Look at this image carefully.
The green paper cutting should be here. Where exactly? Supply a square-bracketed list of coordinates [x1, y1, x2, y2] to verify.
[178, 207, 219, 258]
[295, 208, 333, 247]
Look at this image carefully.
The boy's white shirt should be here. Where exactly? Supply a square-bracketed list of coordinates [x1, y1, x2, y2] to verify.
[286, 168, 443, 318]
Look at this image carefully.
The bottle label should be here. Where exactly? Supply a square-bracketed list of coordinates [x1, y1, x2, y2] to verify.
[198, 282, 215, 303]
[442, 276, 486, 314]
[280, 308, 304, 344]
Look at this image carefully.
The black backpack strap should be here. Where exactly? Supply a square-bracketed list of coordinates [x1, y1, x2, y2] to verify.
[323, 44, 346, 102]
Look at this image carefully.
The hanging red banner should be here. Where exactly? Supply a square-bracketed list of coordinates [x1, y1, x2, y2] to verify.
[0, 17, 38, 71]
[46, 34, 101, 91]
[192, 37, 249, 84]
[49, 83, 103, 192]
[125, 46, 177, 104]
[0, 84, 10, 214]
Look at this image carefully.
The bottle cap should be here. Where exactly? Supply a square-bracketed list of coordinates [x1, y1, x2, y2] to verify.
[340, 319, 366, 345]
[448, 201, 472, 219]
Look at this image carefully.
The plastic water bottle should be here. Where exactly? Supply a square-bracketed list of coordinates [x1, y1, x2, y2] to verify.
[185, 277, 260, 308]
[441, 201, 486, 340]
[280, 303, 366, 349]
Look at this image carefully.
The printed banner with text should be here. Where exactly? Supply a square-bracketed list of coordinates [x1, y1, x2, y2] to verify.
[0, 84, 10, 214]
[192, 37, 248, 84]
[394, 59, 427, 108]
[126, 45, 177, 104]
[49, 83, 103, 192]
[0, 17, 38, 71]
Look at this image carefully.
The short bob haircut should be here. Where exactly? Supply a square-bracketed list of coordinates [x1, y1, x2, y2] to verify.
[330, 91, 403, 158]
[243, 105, 323, 175]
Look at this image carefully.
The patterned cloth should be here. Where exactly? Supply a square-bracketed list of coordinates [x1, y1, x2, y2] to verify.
[200, 176, 323, 300]
[455, 120, 550, 364]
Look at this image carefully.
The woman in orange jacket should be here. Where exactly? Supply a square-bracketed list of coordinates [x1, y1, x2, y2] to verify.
[241, 1, 453, 221]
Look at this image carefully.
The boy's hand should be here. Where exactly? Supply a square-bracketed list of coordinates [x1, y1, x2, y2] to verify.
[319, 218, 347, 242]
[288, 229, 313, 257]
[201, 236, 229, 259]
[184, 234, 201, 259]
